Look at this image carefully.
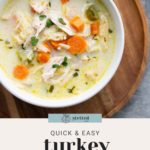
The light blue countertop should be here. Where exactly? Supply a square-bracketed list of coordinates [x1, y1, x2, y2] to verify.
[114, 0, 150, 118]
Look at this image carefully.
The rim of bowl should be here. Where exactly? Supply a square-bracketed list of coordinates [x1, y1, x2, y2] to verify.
[0, 0, 125, 108]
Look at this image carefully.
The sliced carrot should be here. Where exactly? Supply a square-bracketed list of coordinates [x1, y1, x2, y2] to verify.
[61, 0, 69, 4]
[50, 40, 68, 49]
[13, 65, 29, 80]
[37, 52, 50, 63]
[91, 21, 100, 35]
[43, 40, 52, 53]
[67, 36, 87, 54]
[70, 16, 84, 32]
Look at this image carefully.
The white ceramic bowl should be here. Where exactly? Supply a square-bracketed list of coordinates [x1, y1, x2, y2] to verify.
[0, 0, 124, 108]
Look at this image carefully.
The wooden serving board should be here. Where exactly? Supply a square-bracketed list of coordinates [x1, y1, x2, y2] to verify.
[0, 0, 149, 118]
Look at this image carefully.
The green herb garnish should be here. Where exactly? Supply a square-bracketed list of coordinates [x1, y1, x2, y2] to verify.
[62, 56, 68, 67]
[48, 85, 54, 93]
[58, 18, 66, 25]
[46, 19, 54, 28]
[73, 72, 79, 77]
[39, 15, 46, 21]
[93, 35, 99, 40]
[21, 44, 26, 50]
[0, 39, 3, 42]
[49, 2, 51, 7]
[74, 54, 78, 57]
[52, 64, 61, 69]
[27, 59, 34, 65]
[68, 86, 75, 93]
[52, 57, 68, 68]
[31, 36, 39, 46]
[108, 29, 113, 34]
[75, 69, 79, 72]
[85, 82, 88, 85]
[8, 46, 13, 49]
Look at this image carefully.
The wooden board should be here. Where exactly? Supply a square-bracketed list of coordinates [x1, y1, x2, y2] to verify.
[0, 0, 149, 118]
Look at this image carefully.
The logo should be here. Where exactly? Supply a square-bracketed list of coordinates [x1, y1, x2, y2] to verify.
[61, 114, 71, 123]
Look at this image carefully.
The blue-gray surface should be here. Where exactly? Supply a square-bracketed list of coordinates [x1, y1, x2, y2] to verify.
[114, 0, 150, 118]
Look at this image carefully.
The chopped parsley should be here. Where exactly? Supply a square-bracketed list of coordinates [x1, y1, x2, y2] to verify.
[0, 39, 3, 42]
[31, 36, 39, 46]
[75, 69, 79, 72]
[52, 57, 68, 69]
[68, 86, 75, 94]
[49, 2, 51, 7]
[48, 85, 54, 93]
[93, 35, 99, 40]
[52, 64, 61, 69]
[27, 59, 34, 65]
[21, 44, 26, 50]
[46, 19, 54, 28]
[73, 72, 79, 77]
[85, 82, 88, 85]
[74, 54, 78, 57]
[39, 15, 46, 21]
[108, 29, 113, 34]
[8, 46, 13, 49]
[62, 56, 68, 67]
[73, 69, 80, 77]
[58, 18, 66, 25]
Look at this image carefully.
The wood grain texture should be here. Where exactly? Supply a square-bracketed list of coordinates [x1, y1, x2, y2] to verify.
[0, 0, 149, 118]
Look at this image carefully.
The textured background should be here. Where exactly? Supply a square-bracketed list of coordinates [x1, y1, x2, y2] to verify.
[114, 0, 150, 118]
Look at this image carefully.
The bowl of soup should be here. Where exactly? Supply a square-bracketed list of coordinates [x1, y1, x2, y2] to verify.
[0, 0, 124, 107]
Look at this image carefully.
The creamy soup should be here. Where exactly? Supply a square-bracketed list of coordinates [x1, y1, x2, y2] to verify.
[0, 0, 116, 99]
